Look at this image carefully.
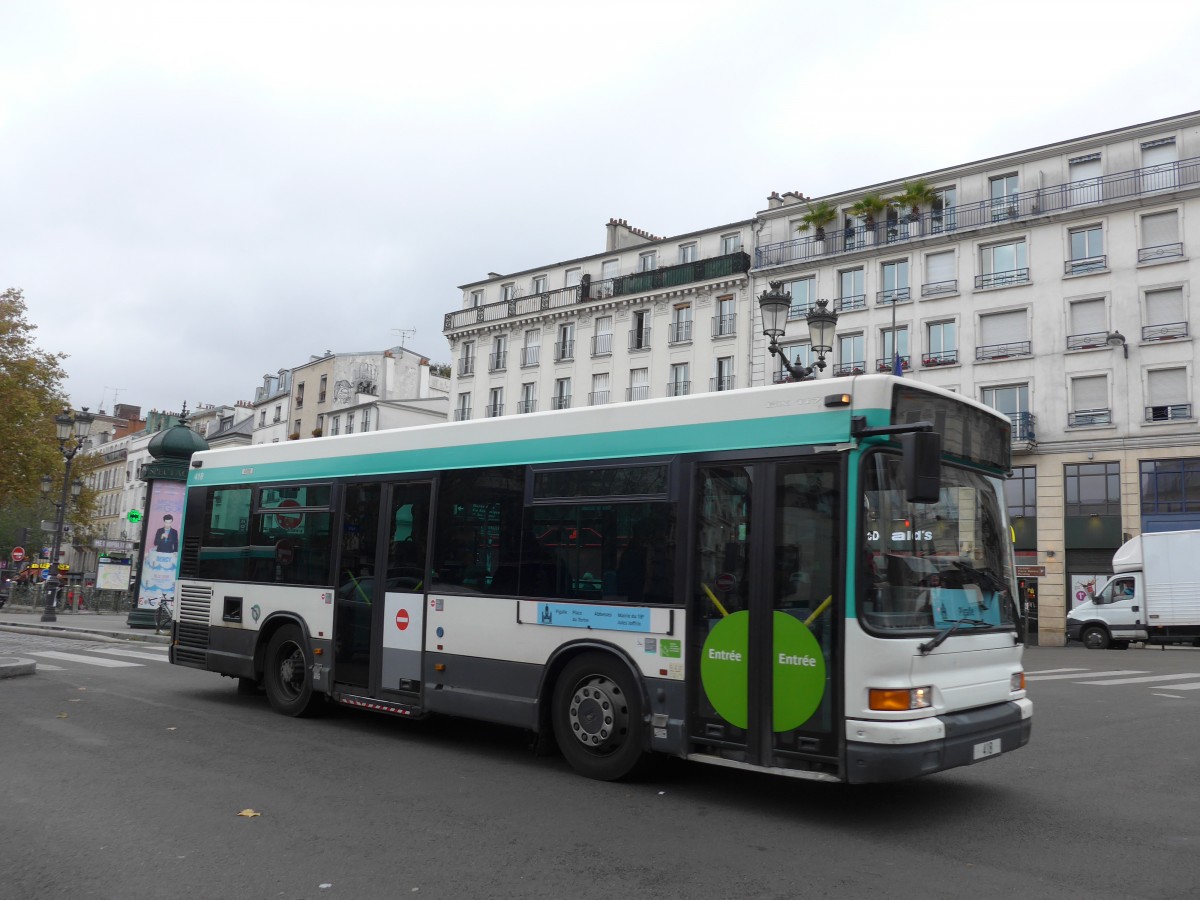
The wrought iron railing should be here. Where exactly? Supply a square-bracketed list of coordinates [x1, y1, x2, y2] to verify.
[591, 334, 612, 356]
[520, 347, 540, 367]
[976, 268, 1030, 289]
[832, 362, 865, 376]
[756, 156, 1200, 269]
[921, 350, 958, 367]
[668, 321, 693, 343]
[710, 376, 736, 392]
[488, 351, 507, 372]
[876, 288, 911, 305]
[454, 408, 471, 421]
[835, 294, 867, 312]
[1143, 322, 1188, 342]
[1064, 256, 1107, 275]
[876, 356, 911, 372]
[667, 381, 690, 397]
[786, 303, 817, 320]
[977, 341, 1032, 361]
[1009, 412, 1036, 443]
[1069, 408, 1111, 426]
[517, 400, 537, 414]
[1067, 331, 1109, 351]
[712, 315, 736, 337]
[446, 252, 751, 331]
[457, 357, 475, 376]
[627, 385, 650, 401]
[485, 404, 503, 418]
[1146, 403, 1192, 421]
[588, 391, 610, 406]
[1138, 242, 1184, 263]
[554, 340, 574, 361]
[629, 328, 652, 351]
[921, 279, 958, 297]
[551, 395, 571, 410]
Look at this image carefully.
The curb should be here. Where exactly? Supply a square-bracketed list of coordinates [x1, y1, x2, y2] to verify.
[0, 656, 36, 678]
[0, 623, 171, 645]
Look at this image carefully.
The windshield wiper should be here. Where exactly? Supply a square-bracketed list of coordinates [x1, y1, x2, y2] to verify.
[918, 618, 993, 655]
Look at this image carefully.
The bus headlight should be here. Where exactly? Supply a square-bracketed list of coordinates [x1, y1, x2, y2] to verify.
[1010, 672, 1025, 692]
[869, 686, 933, 711]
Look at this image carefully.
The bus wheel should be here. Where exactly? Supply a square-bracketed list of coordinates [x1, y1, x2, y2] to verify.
[552, 653, 647, 781]
[264, 625, 322, 717]
[1081, 625, 1110, 650]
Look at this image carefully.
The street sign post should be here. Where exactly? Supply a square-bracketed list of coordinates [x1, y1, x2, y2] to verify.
[11, 547, 25, 563]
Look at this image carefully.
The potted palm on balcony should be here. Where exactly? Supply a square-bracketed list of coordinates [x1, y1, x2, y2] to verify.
[848, 193, 891, 246]
[795, 200, 838, 253]
[891, 179, 937, 237]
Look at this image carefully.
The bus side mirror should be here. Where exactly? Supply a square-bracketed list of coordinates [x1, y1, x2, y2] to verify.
[901, 431, 942, 503]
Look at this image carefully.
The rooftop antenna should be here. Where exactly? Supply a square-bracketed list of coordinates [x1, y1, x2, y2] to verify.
[98, 386, 125, 413]
[392, 327, 416, 352]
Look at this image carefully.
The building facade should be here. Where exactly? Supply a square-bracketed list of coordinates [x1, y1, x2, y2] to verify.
[445, 112, 1200, 647]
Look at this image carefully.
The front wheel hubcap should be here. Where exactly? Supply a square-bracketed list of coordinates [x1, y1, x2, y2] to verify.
[567, 676, 628, 751]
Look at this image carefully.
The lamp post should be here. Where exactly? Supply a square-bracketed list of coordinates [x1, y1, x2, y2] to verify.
[759, 281, 838, 381]
[39, 407, 94, 622]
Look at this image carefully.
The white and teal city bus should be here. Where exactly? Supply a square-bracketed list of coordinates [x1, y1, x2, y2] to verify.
[170, 375, 1031, 783]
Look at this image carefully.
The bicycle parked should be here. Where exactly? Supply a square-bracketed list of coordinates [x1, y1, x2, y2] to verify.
[155, 596, 175, 633]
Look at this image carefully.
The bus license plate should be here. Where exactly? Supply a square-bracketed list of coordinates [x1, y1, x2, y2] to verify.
[973, 739, 1001, 761]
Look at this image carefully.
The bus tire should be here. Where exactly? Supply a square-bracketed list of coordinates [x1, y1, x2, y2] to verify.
[552, 652, 647, 781]
[264, 625, 322, 717]
[1080, 625, 1110, 650]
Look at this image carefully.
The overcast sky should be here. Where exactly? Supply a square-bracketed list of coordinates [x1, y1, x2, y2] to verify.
[4, 0, 1199, 417]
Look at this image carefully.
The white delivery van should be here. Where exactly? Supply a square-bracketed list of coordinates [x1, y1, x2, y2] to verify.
[1067, 530, 1200, 649]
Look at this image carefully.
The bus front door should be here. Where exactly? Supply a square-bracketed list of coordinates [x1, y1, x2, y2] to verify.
[333, 481, 432, 696]
[690, 461, 840, 771]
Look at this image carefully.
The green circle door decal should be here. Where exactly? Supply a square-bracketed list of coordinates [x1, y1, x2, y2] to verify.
[700, 610, 826, 732]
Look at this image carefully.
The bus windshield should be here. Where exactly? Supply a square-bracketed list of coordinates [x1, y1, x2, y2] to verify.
[859, 450, 1015, 634]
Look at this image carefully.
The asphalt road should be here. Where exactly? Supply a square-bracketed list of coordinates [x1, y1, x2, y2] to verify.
[1, 634, 1198, 900]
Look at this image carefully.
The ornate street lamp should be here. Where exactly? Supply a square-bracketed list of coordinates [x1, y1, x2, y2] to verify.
[759, 281, 838, 381]
[40, 407, 94, 622]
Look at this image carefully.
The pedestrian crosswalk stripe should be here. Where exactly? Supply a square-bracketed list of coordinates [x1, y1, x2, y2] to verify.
[30, 651, 141, 668]
[86, 647, 170, 663]
[1025, 668, 1090, 676]
[1027, 670, 1148, 681]
[1079, 673, 1200, 686]
[1145, 681, 1200, 691]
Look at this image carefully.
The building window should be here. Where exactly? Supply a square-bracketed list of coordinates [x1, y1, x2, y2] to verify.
[713, 295, 735, 337]
[1067, 225, 1105, 274]
[989, 173, 1019, 219]
[590, 373, 610, 406]
[361, 408, 371, 432]
[294, 419, 301, 436]
[601, 259, 619, 283]
[679, 243, 697, 264]
[629, 310, 651, 351]
[978, 240, 1028, 288]
[925, 320, 958, 366]
[879, 259, 909, 303]
[712, 357, 735, 392]
[669, 304, 693, 343]
[592, 316, 613, 356]
[879, 326, 909, 372]
[776, 343, 813, 383]
[553, 378, 572, 410]
[669, 363, 690, 396]
[295, 383, 305, 409]
[501, 283, 516, 302]
[981, 383, 1031, 440]
[1146, 367, 1191, 421]
[565, 267, 582, 288]
[923, 250, 956, 296]
[330, 415, 340, 436]
[555, 323, 574, 361]
[628, 368, 649, 401]
[490, 335, 507, 372]
[1006, 466, 1037, 519]
[1140, 210, 1182, 262]
[834, 333, 865, 376]
[721, 233, 742, 254]
[532, 275, 547, 294]
[319, 375, 327, 403]
[522, 329, 541, 367]
[470, 289, 484, 307]
[1141, 138, 1178, 191]
[345, 416, 353, 435]
[783, 277, 816, 319]
[1144, 287, 1188, 341]
[1140, 458, 1200, 515]
[259, 410, 266, 427]
[456, 393, 471, 421]
[519, 382, 536, 414]
[1068, 153, 1102, 205]
[1066, 298, 1108, 350]
[1064, 462, 1121, 517]
[487, 387, 504, 418]
[931, 186, 956, 232]
[638, 251, 657, 273]
[837, 268, 865, 312]
[977, 309, 1030, 360]
[1069, 375, 1110, 426]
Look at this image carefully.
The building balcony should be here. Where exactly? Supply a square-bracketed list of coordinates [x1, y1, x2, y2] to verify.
[921, 350, 958, 367]
[1143, 322, 1188, 342]
[551, 395, 571, 410]
[667, 321, 693, 344]
[1010, 412, 1036, 443]
[977, 341, 1032, 361]
[876, 356, 911, 372]
[591, 334, 612, 357]
[976, 268, 1029, 289]
[485, 404, 503, 418]
[921, 279, 958, 297]
[627, 385, 650, 401]
[1064, 255, 1106, 275]
[1069, 408, 1111, 427]
[445, 251, 751, 332]
[755, 156, 1200, 269]
[454, 408, 471, 421]
[787, 303, 816, 321]
[832, 362, 865, 377]
[517, 400, 537, 414]
[876, 288, 911, 305]
[1067, 331, 1110, 351]
[667, 381, 690, 396]
[1146, 403, 1192, 422]
[520, 347, 540, 367]
[835, 294, 866, 313]
[458, 357, 475, 376]
[488, 352, 507, 372]
[629, 328, 652, 351]
[712, 315, 736, 337]
[1139, 242, 1184, 263]
[710, 376, 736, 392]
[588, 391, 610, 406]
[553, 341, 574, 361]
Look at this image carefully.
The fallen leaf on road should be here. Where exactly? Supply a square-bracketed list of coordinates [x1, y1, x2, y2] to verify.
[56, 713, 68, 719]
[166, 727, 177, 731]
[237, 809, 261, 818]
[68, 699, 80, 703]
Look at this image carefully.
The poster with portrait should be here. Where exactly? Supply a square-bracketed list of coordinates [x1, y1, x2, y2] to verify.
[138, 481, 185, 610]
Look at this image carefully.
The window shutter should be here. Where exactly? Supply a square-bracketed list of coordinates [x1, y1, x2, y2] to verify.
[1069, 299, 1106, 335]
[1148, 368, 1188, 405]
[1141, 211, 1179, 247]
[1143, 141, 1178, 168]
[1072, 375, 1107, 411]
[1146, 288, 1185, 325]
[979, 310, 1027, 345]
[926, 251, 955, 283]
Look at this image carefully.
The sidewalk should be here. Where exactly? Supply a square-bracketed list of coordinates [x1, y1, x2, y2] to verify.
[0, 608, 170, 678]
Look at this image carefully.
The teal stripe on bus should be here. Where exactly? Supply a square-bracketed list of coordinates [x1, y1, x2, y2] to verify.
[191, 408, 876, 487]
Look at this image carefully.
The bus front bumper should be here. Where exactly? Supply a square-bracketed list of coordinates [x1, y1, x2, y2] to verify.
[845, 698, 1032, 784]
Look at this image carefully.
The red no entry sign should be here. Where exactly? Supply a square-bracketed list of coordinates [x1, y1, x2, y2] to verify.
[276, 499, 302, 530]
[395, 609, 410, 631]
[715, 572, 736, 591]
[11, 547, 25, 563]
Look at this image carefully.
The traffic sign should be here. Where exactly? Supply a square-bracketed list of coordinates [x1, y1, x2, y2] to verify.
[395, 608, 410, 631]
[11, 547, 24, 563]
[276, 499, 302, 530]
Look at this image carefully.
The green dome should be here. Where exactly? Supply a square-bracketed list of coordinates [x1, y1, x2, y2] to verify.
[147, 421, 209, 460]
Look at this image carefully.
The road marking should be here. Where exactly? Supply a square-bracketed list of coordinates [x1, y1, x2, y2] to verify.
[29, 651, 141, 668]
[1146, 681, 1200, 691]
[1025, 668, 1090, 676]
[1026, 670, 1148, 681]
[36, 664, 65, 670]
[1079, 673, 1200, 686]
[1153, 694, 1184, 699]
[85, 647, 170, 663]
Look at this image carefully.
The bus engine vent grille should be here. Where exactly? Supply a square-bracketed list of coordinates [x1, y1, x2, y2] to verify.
[176, 585, 213, 658]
